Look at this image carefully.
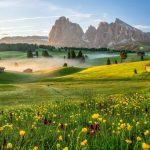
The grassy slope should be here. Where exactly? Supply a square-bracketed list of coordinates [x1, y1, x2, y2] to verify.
[0, 72, 36, 84]
[0, 51, 26, 59]
[59, 60, 150, 81]
[1, 61, 150, 84]
[0, 67, 84, 84]
[0, 61, 150, 108]
[35, 67, 84, 77]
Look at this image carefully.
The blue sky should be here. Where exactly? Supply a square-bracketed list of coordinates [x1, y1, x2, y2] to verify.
[0, 0, 150, 38]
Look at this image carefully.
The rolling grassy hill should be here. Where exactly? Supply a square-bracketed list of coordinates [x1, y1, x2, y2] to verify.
[0, 72, 36, 84]
[0, 61, 150, 84]
[42, 61, 150, 82]
[35, 67, 84, 77]
[0, 67, 84, 84]
[69, 61, 150, 80]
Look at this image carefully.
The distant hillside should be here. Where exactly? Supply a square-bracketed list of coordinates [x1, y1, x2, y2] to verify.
[113, 42, 150, 51]
[0, 36, 49, 45]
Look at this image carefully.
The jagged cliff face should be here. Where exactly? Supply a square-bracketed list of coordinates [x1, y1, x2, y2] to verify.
[48, 17, 150, 48]
[83, 25, 97, 47]
[48, 17, 87, 47]
[85, 18, 150, 48]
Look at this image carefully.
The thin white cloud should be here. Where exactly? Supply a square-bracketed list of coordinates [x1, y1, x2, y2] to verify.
[102, 13, 108, 18]
[47, 3, 93, 19]
[0, 14, 93, 24]
[0, 16, 59, 23]
[0, 26, 33, 30]
[134, 25, 150, 30]
[0, 1, 93, 38]
[94, 19, 103, 22]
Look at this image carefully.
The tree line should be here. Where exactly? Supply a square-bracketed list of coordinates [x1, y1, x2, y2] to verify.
[0, 43, 148, 53]
[0, 43, 38, 51]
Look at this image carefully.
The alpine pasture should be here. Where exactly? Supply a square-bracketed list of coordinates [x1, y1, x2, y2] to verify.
[0, 50, 150, 150]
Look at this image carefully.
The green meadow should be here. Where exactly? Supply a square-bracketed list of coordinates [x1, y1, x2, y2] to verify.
[0, 50, 150, 150]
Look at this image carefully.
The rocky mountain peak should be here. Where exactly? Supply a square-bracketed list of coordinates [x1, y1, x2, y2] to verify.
[88, 25, 96, 31]
[48, 16, 150, 48]
[115, 18, 134, 29]
[55, 16, 69, 24]
[48, 16, 86, 47]
[83, 25, 97, 46]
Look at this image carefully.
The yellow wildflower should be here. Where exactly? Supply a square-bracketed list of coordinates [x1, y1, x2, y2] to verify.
[103, 119, 106, 123]
[81, 128, 88, 133]
[19, 130, 26, 137]
[80, 139, 87, 147]
[56, 143, 60, 149]
[137, 136, 142, 141]
[63, 147, 68, 150]
[58, 135, 63, 141]
[33, 146, 39, 150]
[92, 113, 99, 119]
[98, 118, 103, 122]
[127, 124, 132, 131]
[142, 143, 150, 150]
[120, 123, 126, 129]
[7, 143, 12, 149]
[144, 130, 149, 136]
[125, 139, 132, 144]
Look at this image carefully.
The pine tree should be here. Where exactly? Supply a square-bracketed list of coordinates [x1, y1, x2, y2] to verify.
[42, 50, 50, 57]
[107, 58, 111, 65]
[67, 51, 71, 59]
[77, 50, 83, 58]
[35, 51, 39, 57]
[27, 50, 33, 58]
[71, 50, 76, 59]
[137, 52, 145, 61]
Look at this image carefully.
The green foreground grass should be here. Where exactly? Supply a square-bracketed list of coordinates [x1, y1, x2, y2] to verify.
[0, 60, 150, 150]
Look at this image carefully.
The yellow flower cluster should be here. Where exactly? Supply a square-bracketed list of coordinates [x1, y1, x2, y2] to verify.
[19, 130, 26, 137]
[142, 143, 150, 150]
[125, 139, 132, 144]
[92, 113, 99, 119]
[80, 139, 87, 147]
[7, 143, 13, 150]
[81, 127, 88, 133]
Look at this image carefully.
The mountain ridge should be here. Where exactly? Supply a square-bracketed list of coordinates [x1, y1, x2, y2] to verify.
[0, 36, 49, 45]
[49, 16, 150, 48]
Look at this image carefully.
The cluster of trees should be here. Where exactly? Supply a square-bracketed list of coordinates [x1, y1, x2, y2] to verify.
[67, 50, 86, 63]
[42, 50, 52, 57]
[106, 51, 128, 65]
[27, 50, 40, 58]
[27, 50, 52, 58]
[106, 50, 146, 65]
[106, 58, 118, 65]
